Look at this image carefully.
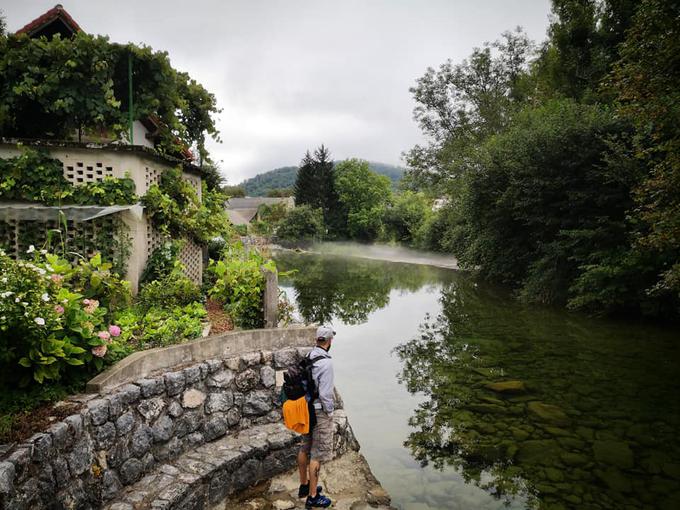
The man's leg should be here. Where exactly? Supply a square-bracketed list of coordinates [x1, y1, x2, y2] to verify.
[308, 458, 321, 498]
[298, 450, 309, 485]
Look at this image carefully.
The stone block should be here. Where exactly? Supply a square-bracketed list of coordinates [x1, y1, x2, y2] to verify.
[206, 369, 235, 389]
[205, 359, 224, 373]
[116, 412, 136, 436]
[0, 461, 15, 495]
[273, 348, 298, 369]
[107, 439, 131, 468]
[64, 414, 83, 441]
[235, 369, 260, 391]
[6, 448, 30, 482]
[68, 438, 92, 476]
[87, 398, 110, 426]
[120, 458, 143, 485]
[182, 365, 201, 384]
[164, 371, 186, 396]
[226, 407, 242, 427]
[168, 399, 184, 418]
[117, 383, 142, 404]
[152, 415, 174, 443]
[241, 351, 262, 367]
[48, 421, 70, 451]
[52, 457, 70, 489]
[130, 425, 154, 457]
[243, 390, 274, 416]
[204, 416, 228, 442]
[138, 397, 166, 422]
[261, 350, 273, 364]
[94, 422, 117, 450]
[137, 377, 165, 397]
[260, 366, 276, 388]
[223, 357, 243, 371]
[205, 392, 233, 414]
[175, 411, 202, 438]
[182, 389, 206, 409]
[29, 432, 53, 462]
[101, 469, 123, 501]
[186, 432, 205, 447]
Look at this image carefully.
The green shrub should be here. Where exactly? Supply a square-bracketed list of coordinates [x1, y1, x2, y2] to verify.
[114, 302, 206, 349]
[140, 241, 181, 284]
[275, 205, 324, 241]
[138, 264, 202, 310]
[0, 250, 131, 385]
[207, 244, 274, 329]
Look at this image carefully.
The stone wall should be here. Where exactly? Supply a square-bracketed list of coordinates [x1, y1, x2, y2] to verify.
[0, 346, 358, 509]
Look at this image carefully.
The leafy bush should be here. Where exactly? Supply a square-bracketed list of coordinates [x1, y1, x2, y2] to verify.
[114, 302, 206, 349]
[140, 241, 181, 284]
[138, 264, 202, 310]
[276, 205, 325, 241]
[384, 191, 432, 245]
[0, 250, 131, 385]
[207, 244, 274, 329]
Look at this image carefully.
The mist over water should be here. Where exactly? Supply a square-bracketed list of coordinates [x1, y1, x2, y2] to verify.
[302, 241, 458, 269]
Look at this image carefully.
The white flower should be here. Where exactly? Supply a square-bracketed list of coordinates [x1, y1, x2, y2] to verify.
[41, 293, 50, 302]
[27, 245, 35, 254]
[34, 317, 45, 326]
[15, 297, 20, 303]
[40, 249, 48, 255]
[1, 277, 7, 283]
[0, 291, 13, 298]
[21, 302, 28, 307]
[45, 264, 54, 272]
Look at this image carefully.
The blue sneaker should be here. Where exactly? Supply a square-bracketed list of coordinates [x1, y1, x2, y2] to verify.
[305, 493, 332, 508]
[298, 483, 323, 498]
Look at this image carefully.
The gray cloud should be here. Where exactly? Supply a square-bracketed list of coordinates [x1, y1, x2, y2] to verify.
[3, 0, 551, 183]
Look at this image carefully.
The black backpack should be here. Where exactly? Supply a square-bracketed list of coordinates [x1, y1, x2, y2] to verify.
[283, 354, 327, 401]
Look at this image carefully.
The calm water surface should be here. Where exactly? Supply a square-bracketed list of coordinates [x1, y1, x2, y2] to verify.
[274, 248, 680, 510]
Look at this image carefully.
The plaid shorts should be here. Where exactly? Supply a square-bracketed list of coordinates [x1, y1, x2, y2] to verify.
[299, 410, 334, 462]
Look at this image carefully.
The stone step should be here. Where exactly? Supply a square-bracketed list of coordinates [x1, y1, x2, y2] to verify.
[103, 423, 300, 510]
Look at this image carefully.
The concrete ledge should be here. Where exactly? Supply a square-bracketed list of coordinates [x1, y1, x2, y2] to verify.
[86, 325, 315, 393]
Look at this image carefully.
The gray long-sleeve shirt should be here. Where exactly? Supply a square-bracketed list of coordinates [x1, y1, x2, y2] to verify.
[308, 346, 334, 414]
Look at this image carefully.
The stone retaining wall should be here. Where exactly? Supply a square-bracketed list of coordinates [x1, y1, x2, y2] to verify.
[0, 346, 356, 509]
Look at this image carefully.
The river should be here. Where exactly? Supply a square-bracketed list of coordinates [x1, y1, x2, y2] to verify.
[273, 246, 680, 510]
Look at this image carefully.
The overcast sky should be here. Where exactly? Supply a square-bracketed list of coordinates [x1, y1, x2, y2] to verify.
[3, 0, 552, 184]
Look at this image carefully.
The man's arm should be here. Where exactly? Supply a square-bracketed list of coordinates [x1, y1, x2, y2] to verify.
[317, 361, 335, 415]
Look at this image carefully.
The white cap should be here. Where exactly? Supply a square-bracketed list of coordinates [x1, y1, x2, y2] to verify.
[316, 325, 336, 341]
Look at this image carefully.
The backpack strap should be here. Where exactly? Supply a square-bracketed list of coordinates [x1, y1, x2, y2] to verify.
[307, 354, 329, 365]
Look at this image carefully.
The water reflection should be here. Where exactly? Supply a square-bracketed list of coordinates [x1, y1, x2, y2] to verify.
[396, 282, 680, 510]
[275, 250, 452, 325]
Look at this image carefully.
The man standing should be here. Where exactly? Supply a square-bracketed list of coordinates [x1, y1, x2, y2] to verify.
[297, 325, 336, 508]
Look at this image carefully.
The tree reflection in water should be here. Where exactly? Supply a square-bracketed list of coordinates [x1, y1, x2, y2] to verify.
[395, 282, 680, 510]
[275, 251, 451, 325]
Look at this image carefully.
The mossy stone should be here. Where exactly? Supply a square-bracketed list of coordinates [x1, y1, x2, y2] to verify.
[543, 426, 571, 437]
[662, 463, 680, 480]
[561, 452, 588, 466]
[467, 403, 508, 415]
[516, 439, 561, 466]
[592, 440, 634, 469]
[557, 436, 586, 451]
[527, 402, 571, 426]
[545, 467, 565, 482]
[596, 469, 632, 493]
[484, 380, 526, 393]
[511, 427, 530, 441]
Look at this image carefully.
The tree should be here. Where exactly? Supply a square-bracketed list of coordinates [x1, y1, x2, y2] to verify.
[404, 29, 533, 189]
[275, 205, 325, 241]
[334, 159, 392, 241]
[384, 191, 432, 246]
[0, 32, 219, 158]
[222, 185, 246, 198]
[293, 145, 341, 232]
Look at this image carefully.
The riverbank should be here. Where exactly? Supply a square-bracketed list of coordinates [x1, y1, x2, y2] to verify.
[214, 450, 394, 510]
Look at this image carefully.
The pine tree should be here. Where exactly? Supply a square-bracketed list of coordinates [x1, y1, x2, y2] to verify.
[294, 150, 318, 208]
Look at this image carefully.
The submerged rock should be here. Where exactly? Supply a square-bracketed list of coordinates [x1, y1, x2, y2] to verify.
[484, 380, 526, 393]
[516, 439, 561, 465]
[527, 402, 571, 426]
[592, 440, 634, 469]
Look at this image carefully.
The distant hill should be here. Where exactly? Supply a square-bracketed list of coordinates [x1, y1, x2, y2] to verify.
[241, 162, 405, 196]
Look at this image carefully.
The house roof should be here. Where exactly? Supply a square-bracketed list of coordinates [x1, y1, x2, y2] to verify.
[227, 197, 294, 210]
[15, 4, 82, 38]
[0, 203, 142, 222]
[226, 209, 258, 226]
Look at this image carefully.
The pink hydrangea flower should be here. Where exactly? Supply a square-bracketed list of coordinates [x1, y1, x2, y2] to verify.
[84, 299, 99, 314]
[50, 274, 64, 285]
[83, 299, 91, 305]
[91, 345, 107, 357]
[108, 325, 121, 337]
[97, 331, 111, 342]
[54, 305, 64, 314]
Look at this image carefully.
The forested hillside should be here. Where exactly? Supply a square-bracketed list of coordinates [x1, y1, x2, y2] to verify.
[242, 162, 404, 196]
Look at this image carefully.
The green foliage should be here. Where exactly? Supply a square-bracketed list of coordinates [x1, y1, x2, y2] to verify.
[294, 146, 340, 230]
[384, 191, 432, 246]
[250, 202, 290, 236]
[0, 147, 137, 205]
[207, 244, 274, 329]
[222, 185, 246, 198]
[275, 205, 325, 241]
[142, 167, 231, 243]
[0, 251, 131, 385]
[334, 159, 392, 241]
[140, 241, 181, 284]
[114, 302, 206, 349]
[138, 263, 201, 311]
[0, 31, 219, 158]
[266, 188, 293, 197]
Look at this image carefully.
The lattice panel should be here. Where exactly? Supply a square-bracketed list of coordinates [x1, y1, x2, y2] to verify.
[0, 220, 17, 255]
[63, 160, 114, 185]
[183, 174, 201, 194]
[146, 223, 166, 257]
[145, 166, 163, 191]
[179, 238, 203, 285]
